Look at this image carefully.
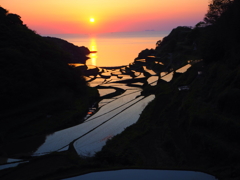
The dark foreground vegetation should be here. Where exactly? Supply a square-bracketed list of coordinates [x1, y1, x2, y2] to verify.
[0, 0, 240, 179]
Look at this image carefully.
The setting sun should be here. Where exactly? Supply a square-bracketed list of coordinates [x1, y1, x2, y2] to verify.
[0, 1, 209, 34]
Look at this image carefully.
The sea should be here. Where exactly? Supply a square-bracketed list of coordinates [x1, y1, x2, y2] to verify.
[44, 31, 170, 67]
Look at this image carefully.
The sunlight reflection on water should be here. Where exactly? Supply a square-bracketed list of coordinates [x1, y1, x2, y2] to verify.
[53, 31, 170, 67]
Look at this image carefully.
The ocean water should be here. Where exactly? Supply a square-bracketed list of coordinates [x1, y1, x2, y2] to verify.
[44, 31, 170, 67]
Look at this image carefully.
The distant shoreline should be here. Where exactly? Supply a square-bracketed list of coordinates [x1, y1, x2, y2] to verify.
[99, 66, 126, 69]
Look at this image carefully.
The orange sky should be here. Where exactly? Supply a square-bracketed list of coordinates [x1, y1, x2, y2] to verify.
[1, 0, 209, 35]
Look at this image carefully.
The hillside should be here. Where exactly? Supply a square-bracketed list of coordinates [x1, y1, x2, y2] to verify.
[44, 37, 90, 64]
[0, 6, 98, 158]
[96, 1, 240, 179]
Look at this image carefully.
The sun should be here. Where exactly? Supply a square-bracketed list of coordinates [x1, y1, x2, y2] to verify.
[90, 18, 95, 23]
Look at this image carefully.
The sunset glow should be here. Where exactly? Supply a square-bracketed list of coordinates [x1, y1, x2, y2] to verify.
[1, 0, 209, 35]
[90, 18, 95, 23]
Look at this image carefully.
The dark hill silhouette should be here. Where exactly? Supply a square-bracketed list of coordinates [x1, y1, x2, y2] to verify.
[44, 37, 90, 64]
[0, 6, 98, 157]
[0, 6, 85, 112]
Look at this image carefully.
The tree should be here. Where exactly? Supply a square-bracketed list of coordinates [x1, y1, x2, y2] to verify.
[6, 13, 23, 25]
[204, 0, 234, 25]
[156, 40, 162, 47]
[0, 6, 8, 19]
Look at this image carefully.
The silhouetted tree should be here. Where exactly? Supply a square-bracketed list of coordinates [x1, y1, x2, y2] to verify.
[0, 6, 8, 17]
[195, 21, 206, 28]
[200, 0, 240, 65]
[156, 40, 162, 47]
[6, 13, 23, 25]
[204, 0, 234, 25]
